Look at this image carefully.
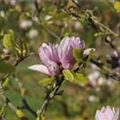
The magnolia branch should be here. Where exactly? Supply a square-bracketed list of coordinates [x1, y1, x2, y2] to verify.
[65, 6, 118, 37]
[37, 78, 64, 119]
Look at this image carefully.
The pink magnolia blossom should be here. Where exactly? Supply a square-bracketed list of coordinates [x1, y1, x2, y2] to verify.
[95, 106, 119, 120]
[58, 36, 85, 69]
[28, 43, 61, 76]
[28, 36, 93, 76]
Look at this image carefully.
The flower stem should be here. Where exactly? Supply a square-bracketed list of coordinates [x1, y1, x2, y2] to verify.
[37, 78, 64, 119]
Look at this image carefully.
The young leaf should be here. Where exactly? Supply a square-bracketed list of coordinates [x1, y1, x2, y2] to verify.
[73, 48, 83, 62]
[0, 61, 15, 73]
[0, 105, 5, 116]
[63, 69, 74, 82]
[73, 73, 89, 84]
[39, 77, 55, 86]
[3, 30, 15, 49]
[2, 78, 9, 87]
[16, 110, 25, 118]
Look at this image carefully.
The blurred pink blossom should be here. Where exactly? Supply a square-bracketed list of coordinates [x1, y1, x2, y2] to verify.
[95, 106, 119, 120]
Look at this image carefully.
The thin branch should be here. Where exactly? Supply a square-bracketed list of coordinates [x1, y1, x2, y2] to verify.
[22, 98, 37, 117]
[37, 78, 64, 119]
[65, 8, 118, 37]
[91, 59, 120, 81]
[13, 76, 37, 117]
[33, 0, 59, 39]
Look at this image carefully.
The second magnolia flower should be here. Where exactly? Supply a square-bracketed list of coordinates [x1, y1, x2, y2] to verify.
[29, 36, 94, 76]
[95, 106, 119, 120]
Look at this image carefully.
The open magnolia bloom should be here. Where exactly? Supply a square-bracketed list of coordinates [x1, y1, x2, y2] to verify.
[28, 36, 94, 76]
[28, 43, 61, 76]
[58, 36, 85, 69]
[95, 106, 119, 120]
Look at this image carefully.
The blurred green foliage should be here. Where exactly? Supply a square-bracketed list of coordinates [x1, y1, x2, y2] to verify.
[0, 0, 120, 120]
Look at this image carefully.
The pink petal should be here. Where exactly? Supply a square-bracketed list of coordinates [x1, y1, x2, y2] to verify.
[58, 37, 70, 60]
[70, 36, 85, 48]
[95, 110, 107, 120]
[49, 44, 59, 62]
[39, 43, 59, 65]
[104, 106, 114, 120]
[28, 64, 51, 75]
[101, 107, 105, 112]
[113, 109, 119, 120]
[45, 61, 61, 76]
[39, 44, 52, 65]
[58, 37, 74, 69]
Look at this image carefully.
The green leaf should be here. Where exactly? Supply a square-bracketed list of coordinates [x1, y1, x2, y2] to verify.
[3, 30, 15, 49]
[73, 73, 89, 84]
[0, 104, 5, 116]
[63, 69, 74, 82]
[2, 77, 9, 87]
[0, 61, 15, 73]
[39, 77, 55, 86]
[73, 48, 83, 62]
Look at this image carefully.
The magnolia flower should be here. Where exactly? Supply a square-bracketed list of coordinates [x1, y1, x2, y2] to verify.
[95, 106, 119, 120]
[58, 36, 85, 69]
[29, 36, 94, 76]
[28, 43, 61, 76]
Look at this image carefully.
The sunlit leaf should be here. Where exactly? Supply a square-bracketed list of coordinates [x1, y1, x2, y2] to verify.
[16, 110, 29, 120]
[73, 73, 89, 84]
[63, 69, 74, 82]
[2, 78, 9, 87]
[0, 105, 5, 116]
[114, 1, 120, 13]
[39, 77, 55, 86]
[3, 30, 15, 49]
